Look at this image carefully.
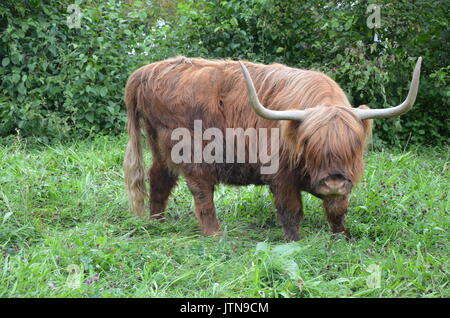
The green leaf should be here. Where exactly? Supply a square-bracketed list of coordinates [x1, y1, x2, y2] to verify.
[279, 259, 300, 280]
[99, 87, 108, 97]
[272, 243, 303, 258]
[85, 112, 94, 123]
[2, 57, 10, 67]
[230, 17, 238, 27]
[11, 73, 21, 84]
[11, 53, 23, 65]
[17, 82, 26, 95]
[255, 242, 269, 253]
[2, 211, 13, 224]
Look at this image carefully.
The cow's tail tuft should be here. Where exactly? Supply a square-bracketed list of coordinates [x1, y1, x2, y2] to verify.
[123, 76, 146, 217]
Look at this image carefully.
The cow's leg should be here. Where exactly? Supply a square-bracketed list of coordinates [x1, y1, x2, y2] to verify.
[149, 161, 178, 219]
[271, 185, 303, 242]
[185, 176, 220, 236]
[323, 196, 350, 237]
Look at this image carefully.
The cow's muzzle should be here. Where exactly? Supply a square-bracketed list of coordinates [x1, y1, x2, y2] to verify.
[316, 174, 352, 197]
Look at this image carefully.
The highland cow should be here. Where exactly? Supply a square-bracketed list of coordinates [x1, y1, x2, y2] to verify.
[123, 56, 421, 241]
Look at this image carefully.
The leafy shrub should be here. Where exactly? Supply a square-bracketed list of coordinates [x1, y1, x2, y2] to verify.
[0, 0, 448, 146]
[174, 0, 449, 146]
[0, 0, 175, 140]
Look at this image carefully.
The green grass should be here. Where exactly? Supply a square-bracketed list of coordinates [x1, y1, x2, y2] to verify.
[0, 135, 448, 297]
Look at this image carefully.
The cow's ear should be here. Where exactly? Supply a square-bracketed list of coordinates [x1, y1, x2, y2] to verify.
[279, 119, 304, 166]
[357, 105, 373, 142]
[280, 119, 300, 144]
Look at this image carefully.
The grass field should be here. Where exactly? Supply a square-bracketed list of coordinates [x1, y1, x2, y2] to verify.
[0, 135, 448, 297]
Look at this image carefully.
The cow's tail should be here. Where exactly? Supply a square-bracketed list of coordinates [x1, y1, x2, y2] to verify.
[123, 75, 146, 217]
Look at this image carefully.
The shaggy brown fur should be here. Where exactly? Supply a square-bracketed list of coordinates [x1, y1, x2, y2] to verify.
[123, 56, 373, 241]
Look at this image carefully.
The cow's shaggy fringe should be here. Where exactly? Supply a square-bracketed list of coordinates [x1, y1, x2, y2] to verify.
[281, 106, 372, 186]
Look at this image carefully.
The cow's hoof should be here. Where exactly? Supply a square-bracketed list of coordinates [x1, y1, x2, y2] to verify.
[284, 233, 300, 242]
[202, 227, 221, 237]
[331, 229, 350, 240]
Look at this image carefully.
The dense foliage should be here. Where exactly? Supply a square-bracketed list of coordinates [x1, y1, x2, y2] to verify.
[0, 135, 448, 297]
[0, 0, 448, 145]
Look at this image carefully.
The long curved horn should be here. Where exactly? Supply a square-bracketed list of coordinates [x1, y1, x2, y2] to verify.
[354, 57, 422, 120]
[239, 61, 307, 122]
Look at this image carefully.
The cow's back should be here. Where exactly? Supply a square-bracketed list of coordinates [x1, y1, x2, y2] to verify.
[126, 56, 351, 185]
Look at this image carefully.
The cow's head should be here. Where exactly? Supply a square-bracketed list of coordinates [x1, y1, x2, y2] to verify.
[239, 58, 422, 198]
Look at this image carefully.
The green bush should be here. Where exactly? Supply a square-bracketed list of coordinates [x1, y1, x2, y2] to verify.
[0, 0, 448, 145]
[175, 0, 449, 146]
[0, 0, 175, 140]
